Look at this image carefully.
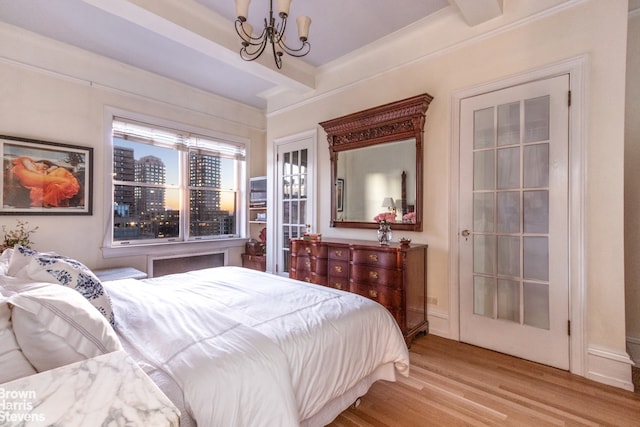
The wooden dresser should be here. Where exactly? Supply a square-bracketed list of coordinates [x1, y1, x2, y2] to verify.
[289, 238, 428, 343]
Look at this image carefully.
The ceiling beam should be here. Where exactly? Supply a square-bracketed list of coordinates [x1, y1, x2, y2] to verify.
[80, 0, 315, 92]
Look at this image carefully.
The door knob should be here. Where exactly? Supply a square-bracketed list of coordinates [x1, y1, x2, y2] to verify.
[461, 229, 471, 237]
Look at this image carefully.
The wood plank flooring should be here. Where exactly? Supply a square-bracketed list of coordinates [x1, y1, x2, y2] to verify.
[328, 334, 640, 426]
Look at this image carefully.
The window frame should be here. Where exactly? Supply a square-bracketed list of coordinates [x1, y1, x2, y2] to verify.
[103, 110, 249, 255]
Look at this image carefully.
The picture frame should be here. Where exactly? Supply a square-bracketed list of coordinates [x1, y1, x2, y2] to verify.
[336, 178, 344, 212]
[0, 135, 93, 215]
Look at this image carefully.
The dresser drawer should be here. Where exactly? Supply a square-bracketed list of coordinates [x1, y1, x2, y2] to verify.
[350, 266, 402, 287]
[291, 241, 310, 256]
[293, 255, 312, 272]
[328, 260, 349, 291]
[351, 249, 398, 268]
[327, 245, 349, 261]
[312, 257, 328, 274]
[352, 282, 402, 309]
[311, 243, 328, 257]
[291, 240, 326, 257]
[290, 255, 312, 282]
[328, 260, 349, 278]
[290, 269, 312, 283]
[327, 278, 349, 291]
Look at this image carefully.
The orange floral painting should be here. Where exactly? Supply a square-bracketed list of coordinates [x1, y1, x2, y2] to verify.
[1, 136, 92, 215]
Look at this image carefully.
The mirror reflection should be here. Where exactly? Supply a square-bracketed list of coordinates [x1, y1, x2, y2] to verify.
[320, 93, 433, 231]
[335, 139, 416, 223]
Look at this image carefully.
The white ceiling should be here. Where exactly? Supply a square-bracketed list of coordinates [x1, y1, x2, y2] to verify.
[0, 0, 504, 109]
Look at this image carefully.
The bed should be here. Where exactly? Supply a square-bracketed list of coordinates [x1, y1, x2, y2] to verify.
[0, 246, 410, 426]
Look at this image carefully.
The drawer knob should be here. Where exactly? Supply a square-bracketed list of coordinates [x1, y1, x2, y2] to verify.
[335, 250, 343, 257]
[369, 254, 378, 262]
[305, 247, 311, 254]
[334, 265, 342, 273]
[369, 289, 378, 298]
[305, 261, 311, 268]
[369, 271, 379, 280]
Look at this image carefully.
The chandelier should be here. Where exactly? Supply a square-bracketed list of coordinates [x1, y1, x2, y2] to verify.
[234, 0, 311, 69]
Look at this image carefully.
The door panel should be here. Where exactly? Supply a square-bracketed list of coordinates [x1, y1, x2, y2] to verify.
[459, 75, 570, 370]
[276, 135, 315, 276]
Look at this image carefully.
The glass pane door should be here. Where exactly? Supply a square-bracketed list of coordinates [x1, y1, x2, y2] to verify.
[459, 74, 570, 370]
[472, 96, 551, 329]
[280, 148, 308, 274]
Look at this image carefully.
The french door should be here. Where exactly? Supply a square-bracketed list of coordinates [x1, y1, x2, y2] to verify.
[275, 132, 316, 276]
[459, 75, 570, 369]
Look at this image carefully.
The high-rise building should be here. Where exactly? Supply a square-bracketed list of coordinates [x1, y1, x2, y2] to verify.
[136, 155, 166, 215]
[189, 152, 234, 235]
[113, 146, 135, 217]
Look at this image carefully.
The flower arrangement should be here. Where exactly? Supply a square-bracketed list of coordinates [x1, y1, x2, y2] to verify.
[402, 212, 416, 223]
[373, 212, 397, 224]
[1, 220, 38, 252]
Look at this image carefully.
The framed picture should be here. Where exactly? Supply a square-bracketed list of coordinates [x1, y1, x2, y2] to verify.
[336, 178, 344, 212]
[0, 135, 93, 215]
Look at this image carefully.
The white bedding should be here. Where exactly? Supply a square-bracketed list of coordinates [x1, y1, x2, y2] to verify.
[104, 266, 410, 426]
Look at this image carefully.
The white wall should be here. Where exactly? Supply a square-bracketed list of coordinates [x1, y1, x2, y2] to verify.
[625, 9, 640, 364]
[266, 0, 632, 388]
[0, 23, 266, 273]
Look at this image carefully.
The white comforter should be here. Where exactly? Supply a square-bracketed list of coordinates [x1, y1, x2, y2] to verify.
[105, 266, 410, 426]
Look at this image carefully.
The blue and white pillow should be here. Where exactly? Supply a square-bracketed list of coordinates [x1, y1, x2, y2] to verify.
[9, 246, 116, 327]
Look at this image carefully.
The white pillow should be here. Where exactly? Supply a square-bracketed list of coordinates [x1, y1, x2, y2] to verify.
[0, 248, 13, 276]
[9, 246, 115, 327]
[0, 296, 37, 382]
[7, 245, 37, 276]
[9, 284, 122, 372]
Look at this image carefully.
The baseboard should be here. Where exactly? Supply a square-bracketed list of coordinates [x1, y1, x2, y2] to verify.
[626, 336, 640, 366]
[586, 345, 634, 391]
[427, 308, 450, 338]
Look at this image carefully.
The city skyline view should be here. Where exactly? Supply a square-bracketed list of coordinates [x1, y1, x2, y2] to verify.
[115, 138, 236, 211]
[113, 138, 237, 241]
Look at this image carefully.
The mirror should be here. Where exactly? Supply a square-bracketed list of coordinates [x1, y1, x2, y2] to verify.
[320, 93, 433, 231]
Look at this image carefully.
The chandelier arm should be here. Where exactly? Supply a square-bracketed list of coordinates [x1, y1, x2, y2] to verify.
[235, 19, 269, 46]
[271, 38, 283, 69]
[275, 15, 287, 43]
[240, 36, 269, 62]
[279, 40, 311, 57]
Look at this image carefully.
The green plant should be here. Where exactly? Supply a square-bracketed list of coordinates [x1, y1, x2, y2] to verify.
[1, 220, 38, 252]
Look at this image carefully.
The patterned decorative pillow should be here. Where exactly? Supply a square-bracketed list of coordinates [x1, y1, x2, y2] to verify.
[9, 246, 116, 327]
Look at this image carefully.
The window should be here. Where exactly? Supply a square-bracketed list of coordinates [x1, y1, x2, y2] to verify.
[110, 117, 246, 246]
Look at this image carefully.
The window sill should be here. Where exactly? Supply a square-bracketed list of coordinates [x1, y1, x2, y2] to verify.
[101, 238, 248, 259]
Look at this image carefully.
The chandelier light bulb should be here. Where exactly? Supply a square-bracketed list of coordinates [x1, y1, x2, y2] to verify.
[277, 0, 291, 18]
[235, 0, 251, 21]
[296, 15, 311, 41]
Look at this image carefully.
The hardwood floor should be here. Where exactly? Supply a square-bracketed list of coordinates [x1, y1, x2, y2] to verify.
[328, 334, 640, 426]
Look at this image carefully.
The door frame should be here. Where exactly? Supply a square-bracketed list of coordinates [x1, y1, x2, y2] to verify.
[448, 56, 587, 376]
[270, 129, 317, 276]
